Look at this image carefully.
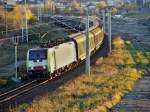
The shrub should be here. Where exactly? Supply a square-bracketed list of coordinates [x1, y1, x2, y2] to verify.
[112, 36, 125, 49]
[122, 67, 138, 78]
[95, 57, 103, 66]
[135, 52, 149, 64]
[0, 79, 7, 86]
[92, 64, 118, 76]
[28, 16, 38, 25]
[18, 62, 27, 80]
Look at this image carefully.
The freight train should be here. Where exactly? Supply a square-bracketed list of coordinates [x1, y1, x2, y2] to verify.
[27, 19, 104, 80]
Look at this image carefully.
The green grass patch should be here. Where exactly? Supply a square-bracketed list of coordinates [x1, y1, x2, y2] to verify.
[126, 41, 150, 69]
[0, 45, 15, 67]
[124, 12, 150, 19]
[0, 43, 38, 84]
[0, 43, 38, 68]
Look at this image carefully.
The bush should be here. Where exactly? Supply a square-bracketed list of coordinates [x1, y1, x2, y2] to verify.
[28, 16, 38, 25]
[135, 52, 149, 64]
[112, 36, 125, 49]
[18, 62, 27, 79]
[0, 79, 7, 86]
[95, 57, 103, 66]
[0, 45, 14, 67]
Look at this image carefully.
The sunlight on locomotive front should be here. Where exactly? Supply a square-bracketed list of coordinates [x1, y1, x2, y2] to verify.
[27, 48, 49, 79]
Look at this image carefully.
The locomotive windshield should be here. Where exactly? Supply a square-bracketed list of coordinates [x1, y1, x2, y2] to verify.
[29, 49, 47, 61]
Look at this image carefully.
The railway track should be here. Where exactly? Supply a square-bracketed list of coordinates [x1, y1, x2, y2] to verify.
[0, 61, 79, 111]
[0, 80, 37, 103]
[0, 69, 76, 112]
[0, 79, 50, 111]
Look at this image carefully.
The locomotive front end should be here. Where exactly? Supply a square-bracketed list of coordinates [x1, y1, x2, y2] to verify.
[27, 48, 49, 79]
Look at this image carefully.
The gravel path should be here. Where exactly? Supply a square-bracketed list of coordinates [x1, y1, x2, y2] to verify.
[110, 73, 150, 112]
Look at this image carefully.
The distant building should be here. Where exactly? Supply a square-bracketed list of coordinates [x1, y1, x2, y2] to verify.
[0, 0, 44, 5]
[16, 0, 43, 4]
[0, 0, 16, 5]
[107, 0, 150, 7]
[54, 0, 72, 10]
[122, 0, 150, 6]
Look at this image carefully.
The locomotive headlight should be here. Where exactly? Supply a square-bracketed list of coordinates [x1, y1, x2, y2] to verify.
[28, 67, 33, 70]
[43, 66, 47, 69]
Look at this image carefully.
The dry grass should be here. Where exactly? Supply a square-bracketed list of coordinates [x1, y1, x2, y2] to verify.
[10, 37, 148, 112]
[112, 36, 125, 49]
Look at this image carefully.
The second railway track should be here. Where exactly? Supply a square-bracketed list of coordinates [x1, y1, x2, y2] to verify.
[0, 80, 48, 104]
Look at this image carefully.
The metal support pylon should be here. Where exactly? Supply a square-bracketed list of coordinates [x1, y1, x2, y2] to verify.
[107, 7, 112, 53]
[85, 8, 90, 76]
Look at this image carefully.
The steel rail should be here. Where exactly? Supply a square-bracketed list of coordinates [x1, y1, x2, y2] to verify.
[0, 72, 65, 104]
[0, 80, 48, 104]
[0, 80, 36, 98]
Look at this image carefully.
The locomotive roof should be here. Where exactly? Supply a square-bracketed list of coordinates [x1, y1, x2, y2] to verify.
[29, 48, 47, 51]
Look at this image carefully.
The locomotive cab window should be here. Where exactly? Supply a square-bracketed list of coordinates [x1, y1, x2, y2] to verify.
[29, 49, 47, 61]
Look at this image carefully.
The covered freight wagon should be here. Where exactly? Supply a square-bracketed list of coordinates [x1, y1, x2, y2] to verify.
[91, 27, 104, 50]
[71, 33, 95, 60]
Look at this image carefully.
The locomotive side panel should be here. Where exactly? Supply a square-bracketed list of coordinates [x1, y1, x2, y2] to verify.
[47, 48, 55, 74]
[54, 42, 77, 70]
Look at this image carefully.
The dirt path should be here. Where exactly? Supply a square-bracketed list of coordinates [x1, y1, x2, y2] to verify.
[110, 73, 150, 112]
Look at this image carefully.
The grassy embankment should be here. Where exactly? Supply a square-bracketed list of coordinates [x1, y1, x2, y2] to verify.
[0, 43, 38, 87]
[10, 36, 150, 112]
[124, 12, 150, 19]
